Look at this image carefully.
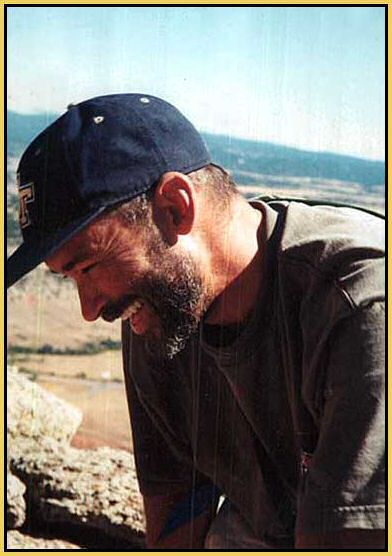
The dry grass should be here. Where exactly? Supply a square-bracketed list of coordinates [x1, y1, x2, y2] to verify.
[37, 376, 133, 452]
[7, 264, 121, 350]
[12, 350, 124, 381]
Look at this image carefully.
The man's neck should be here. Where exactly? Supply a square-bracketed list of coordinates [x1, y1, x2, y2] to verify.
[204, 201, 264, 326]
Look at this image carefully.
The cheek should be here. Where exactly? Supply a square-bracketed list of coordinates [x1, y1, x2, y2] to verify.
[97, 258, 149, 294]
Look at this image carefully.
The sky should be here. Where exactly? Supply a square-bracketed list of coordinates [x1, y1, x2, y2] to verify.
[7, 6, 385, 161]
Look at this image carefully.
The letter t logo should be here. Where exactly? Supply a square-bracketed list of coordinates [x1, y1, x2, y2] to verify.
[19, 181, 35, 229]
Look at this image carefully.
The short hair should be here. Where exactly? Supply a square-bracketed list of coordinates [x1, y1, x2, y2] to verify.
[189, 163, 239, 202]
[111, 163, 239, 227]
[114, 190, 153, 226]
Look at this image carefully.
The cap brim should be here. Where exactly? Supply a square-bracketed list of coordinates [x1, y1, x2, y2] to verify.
[7, 207, 108, 289]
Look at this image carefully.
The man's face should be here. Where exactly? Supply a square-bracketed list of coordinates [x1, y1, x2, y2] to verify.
[46, 213, 210, 360]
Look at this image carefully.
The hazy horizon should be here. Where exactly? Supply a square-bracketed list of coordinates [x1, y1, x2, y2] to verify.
[7, 108, 385, 165]
[7, 6, 385, 161]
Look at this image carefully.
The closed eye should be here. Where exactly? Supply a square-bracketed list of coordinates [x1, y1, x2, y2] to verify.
[81, 263, 98, 274]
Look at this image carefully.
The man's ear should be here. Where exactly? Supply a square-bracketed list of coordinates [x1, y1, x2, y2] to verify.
[152, 172, 196, 244]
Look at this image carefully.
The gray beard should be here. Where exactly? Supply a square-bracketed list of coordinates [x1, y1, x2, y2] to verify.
[103, 230, 211, 363]
[141, 264, 206, 362]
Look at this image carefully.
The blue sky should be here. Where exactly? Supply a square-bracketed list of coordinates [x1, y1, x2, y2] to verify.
[7, 6, 385, 160]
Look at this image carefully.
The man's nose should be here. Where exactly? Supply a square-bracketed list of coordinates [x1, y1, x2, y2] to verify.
[77, 283, 108, 322]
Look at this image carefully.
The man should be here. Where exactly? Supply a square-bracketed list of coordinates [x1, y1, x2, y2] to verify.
[7, 94, 385, 549]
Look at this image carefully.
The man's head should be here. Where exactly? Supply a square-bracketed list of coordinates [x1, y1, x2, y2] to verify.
[7, 93, 212, 289]
[7, 94, 240, 358]
[46, 165, 238, 360]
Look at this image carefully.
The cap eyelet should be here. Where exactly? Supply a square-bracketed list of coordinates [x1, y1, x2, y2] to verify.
[139, 97, 150, 104]
[93, 116, 105, 124]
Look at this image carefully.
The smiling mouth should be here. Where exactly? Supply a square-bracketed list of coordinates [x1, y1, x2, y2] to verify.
[100, 294, 135, 323]
[121, 298, 144, 320]
[120, 297, 160, 336]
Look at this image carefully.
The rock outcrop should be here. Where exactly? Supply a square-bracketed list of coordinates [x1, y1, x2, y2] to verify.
[7, 365, 83, 442]
[7, 530, 80, 550]
[7, 367, 146, 550]
[11, 437, 145, 547]
[7, 468, 26, 529]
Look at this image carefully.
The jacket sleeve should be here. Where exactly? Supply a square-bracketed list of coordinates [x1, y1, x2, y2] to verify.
[296, 300, 385, 537]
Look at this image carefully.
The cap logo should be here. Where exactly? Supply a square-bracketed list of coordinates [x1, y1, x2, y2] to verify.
[18, 180, 35, 229]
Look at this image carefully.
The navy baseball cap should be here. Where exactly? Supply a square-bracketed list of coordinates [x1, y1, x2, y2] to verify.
[7, 94, 211, 288]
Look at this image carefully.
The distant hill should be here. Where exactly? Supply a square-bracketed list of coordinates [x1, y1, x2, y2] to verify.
[7, 111, 60, 158]
[7, 111, 384, 191]
[203, 132, 384, 190]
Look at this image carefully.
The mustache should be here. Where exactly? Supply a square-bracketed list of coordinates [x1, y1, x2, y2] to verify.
[101, 294, 137, 322]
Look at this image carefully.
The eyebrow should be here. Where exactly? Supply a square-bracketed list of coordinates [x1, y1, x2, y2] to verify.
[64, 248, 98, 271]
[62, 260, 77, 272]
[49, 252, 92, 275]
[49, 260, 76, 275]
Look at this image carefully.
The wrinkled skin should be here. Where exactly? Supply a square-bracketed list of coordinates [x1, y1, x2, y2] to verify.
[46, 213, 212, 361]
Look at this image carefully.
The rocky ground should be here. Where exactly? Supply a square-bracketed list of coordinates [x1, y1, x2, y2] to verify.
[7, 366, 146, 550]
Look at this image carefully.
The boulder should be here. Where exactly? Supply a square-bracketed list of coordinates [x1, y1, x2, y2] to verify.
[11, 436, 146, 548]
[7, 469, 26, 529]
[7, 530, 80, 549]
[7, 367, 145, 548]
[7, 367, 82, 443]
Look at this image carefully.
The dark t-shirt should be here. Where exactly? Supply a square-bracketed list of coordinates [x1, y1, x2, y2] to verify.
[122, 200, 385, 541]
